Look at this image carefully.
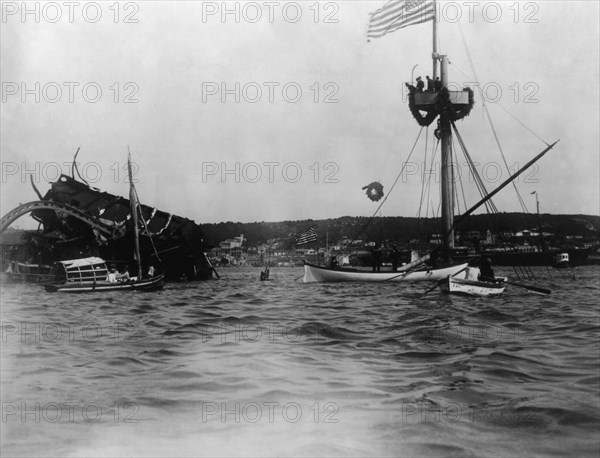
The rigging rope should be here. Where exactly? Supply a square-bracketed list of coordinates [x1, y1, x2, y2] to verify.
[451, 57, 549, 147]
[133, 188, 162, 263]
[494, 103, 550, 146]
[452, 121, 544, 273]
[482, 102, 529, 212]
[457, 24, 529, 213]
[452, 124, 494, 210]
[451, 134, 467, 215]
[449, 143, 461, 216]
[348, 126, 425, 247]
[371, 127, 424, 219]
[425, 139, 439, 219]
[453, 122, 515, 254]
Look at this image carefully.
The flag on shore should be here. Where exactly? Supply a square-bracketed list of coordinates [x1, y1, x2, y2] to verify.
[295, 226, 317, 245]
[367, 0, 435, 41]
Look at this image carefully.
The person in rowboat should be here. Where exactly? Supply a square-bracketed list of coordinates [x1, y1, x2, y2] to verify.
[463, 259, 481, 280]
[117, 268, 130, 282]
[107, 266, 118, 283]
[390, 246, 400, 272]
[372, 244, 382, 272]
[478, 257, 496, 282]
[329, 255, 339, 269]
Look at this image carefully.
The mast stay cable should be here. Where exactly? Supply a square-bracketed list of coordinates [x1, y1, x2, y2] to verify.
[457, 24, 530, 213]
[348, 126, 425, 247]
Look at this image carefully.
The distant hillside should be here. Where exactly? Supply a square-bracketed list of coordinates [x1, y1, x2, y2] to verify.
[199, 213, 600, 248]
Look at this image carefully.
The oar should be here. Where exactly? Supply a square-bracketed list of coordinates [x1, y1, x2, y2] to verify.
[204, 253, 220, 279]
[479, 276, 550, 295]
[423, 265, 470, 295]
[383, 254, 431, 282]
[211, 266, 220, 279]
[503, 281, 552, 295]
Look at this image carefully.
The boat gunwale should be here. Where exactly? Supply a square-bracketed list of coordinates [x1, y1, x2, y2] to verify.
[44, 274, 165, 293]
[448, 276, 506, 289]
[302, 260, 449, 275]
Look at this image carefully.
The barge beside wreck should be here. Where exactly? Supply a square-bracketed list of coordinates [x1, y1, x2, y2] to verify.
[1, 172, 214, 281]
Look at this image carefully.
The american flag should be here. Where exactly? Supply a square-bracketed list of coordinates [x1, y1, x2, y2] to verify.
[295, 226, 317, 245]
[367, 0, 435, 41]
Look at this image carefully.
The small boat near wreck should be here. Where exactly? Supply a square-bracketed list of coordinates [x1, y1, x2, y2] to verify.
[45, 151, 165, 293]
[43, 257, 164, 293]
[44, 275, 164, 293]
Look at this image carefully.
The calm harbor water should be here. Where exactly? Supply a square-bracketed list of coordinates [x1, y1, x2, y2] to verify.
[1, 266, 599, 457]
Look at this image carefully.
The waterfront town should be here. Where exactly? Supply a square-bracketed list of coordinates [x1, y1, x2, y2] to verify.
[207, 223, 599, 268]
[3, 212, 599, 276]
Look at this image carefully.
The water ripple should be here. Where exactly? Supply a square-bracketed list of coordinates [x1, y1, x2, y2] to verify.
[1, 266, 599, 457]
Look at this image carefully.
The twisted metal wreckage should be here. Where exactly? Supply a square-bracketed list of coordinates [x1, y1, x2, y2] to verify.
[1, 153, 214, 281]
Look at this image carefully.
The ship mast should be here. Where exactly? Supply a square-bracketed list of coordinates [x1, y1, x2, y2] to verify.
[439, 56, 454, 251]
[432, 0, 438, 79]
[432, 0, 454, 252]
[398, 0, 556, 267]
[127, 149, 143, 279]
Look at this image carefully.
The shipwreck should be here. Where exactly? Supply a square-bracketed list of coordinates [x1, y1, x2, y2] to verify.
[1, 154, 214, 281]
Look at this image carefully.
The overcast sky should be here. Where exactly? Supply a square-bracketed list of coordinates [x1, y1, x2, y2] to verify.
[2, 1, 599, 228]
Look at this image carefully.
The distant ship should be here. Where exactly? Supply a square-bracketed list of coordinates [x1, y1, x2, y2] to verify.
[448, 245, 595, 268]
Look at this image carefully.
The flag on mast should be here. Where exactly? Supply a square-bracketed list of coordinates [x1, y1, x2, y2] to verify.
[295, 226, 317, 246]
[368, 0, 435, 41]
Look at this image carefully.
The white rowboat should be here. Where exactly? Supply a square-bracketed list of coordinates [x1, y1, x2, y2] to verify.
[439, 276, 505, 297]
[303, 261, 468, 283]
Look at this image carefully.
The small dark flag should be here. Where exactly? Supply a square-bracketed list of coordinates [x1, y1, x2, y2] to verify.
[295, 226, 317, 245]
